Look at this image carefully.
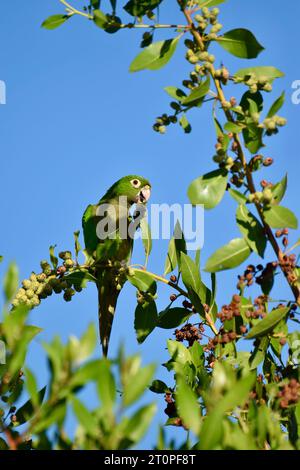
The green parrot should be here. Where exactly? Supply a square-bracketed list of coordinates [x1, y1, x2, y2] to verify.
[82, 175, 151, 357]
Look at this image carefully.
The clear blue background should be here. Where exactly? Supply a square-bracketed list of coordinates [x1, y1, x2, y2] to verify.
[1, 0, 300, 449]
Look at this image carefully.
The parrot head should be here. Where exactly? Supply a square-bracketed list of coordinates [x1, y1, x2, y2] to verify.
[105, 175, 151, 205]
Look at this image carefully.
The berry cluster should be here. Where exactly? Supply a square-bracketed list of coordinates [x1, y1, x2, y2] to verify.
[234, 73, 273, 94]
[194, 6, 223, 41]
[174, 323, 203, 347]
[205, 329, 237, 351]
[12, 251, 82, 309]
[278, 379, 300, 409]
[279, 253, 298, 286]
[262, 115, 287, 136]
[164, 392, 181, 425]
[217, 294, 241, 322]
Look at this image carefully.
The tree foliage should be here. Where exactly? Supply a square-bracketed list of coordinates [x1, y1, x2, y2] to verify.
[1, 0, 300, 450]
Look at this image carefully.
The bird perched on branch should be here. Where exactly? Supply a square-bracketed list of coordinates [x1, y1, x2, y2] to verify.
[82, 175, 151, 357]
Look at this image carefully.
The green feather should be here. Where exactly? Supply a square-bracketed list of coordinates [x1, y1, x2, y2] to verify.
[82, 175, 151, 356]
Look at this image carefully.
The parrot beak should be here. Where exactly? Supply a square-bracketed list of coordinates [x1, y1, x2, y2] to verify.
[137, 185, 151, 204]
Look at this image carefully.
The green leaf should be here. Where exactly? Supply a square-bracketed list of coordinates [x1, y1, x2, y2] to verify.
[189, 341, 204, 370]
[167, 340, 191, 365]
[140, 217, 152, 260]
[267, 92, 285, 118]
[72, 397, 99, 437]
[149, 380, 170, 394]
[4, 262, 18, 302]
[271, 174, 287, 205]
[217, 29, 264, 59]
[236, 205, 266, 257]
[263, 206, 298, 229]
[234, 66, 284, 82]
[69, 360, 103, 389]
[246, 307, 290, 339]
[74, 230, 81, 258]
[123, 364, 156, 407]
[188, 169, 228, 209]
[157, 307, 191, 329]
[181, 77, 210, 105]
[16, 386, 46, 425]
[134, 300, 158, 344]
[49, 245, 58, 270]
[41, 15, 70, 30]
[180, 253, 209, 316]
[242, 124, 264, 154]
[97, 359, 116, 414]
[164, 221, 186, 275]
[121, 403, 157, 444]
[93, 9, 108, 29]
[0, 438, 8, 450]
[176, 377, 201, 435]
[249, 336, 269, 369]
[128, 269, 156, 292]
[24, 367, 39, 408]
[124, 0, 162, 17]
[199, 373, 255, 449]
[205, 238, 251, 272]
[69, 323, 97, 363]
[164, 86, 186, 102]
[130, 37, 180, 72]
[64, 270, 97, 288]
[228, 188, 248, 204]
[179, 114, 192, 134]
[224, 121, 245, 134]
[31, 403, 66, 434]
[164, 238, 177, 275]
[0, 256, 3, 263]
[198, 0, 226, 7]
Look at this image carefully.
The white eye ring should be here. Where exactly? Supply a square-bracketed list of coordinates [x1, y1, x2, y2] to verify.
[131, 179, 141, 188]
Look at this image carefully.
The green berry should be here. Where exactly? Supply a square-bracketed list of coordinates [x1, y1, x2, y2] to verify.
[22, 279, 31, 290]
[222, 101, 232, 110]
[37, 273, 47, 283]
[211, 23, 222, 33]
[16, 288, 26, 299]
[31, 282, 40, 293]
[64, 259, 74, 269]
[194, 14, 204, 22]
[59, 251, 72, 260]
[30, 273, 37, 282]
[202, 7, 210, 18]
[26, 289, 35, 299]
[206, 33, 217, 40]
[212, 8, 220, 15]
[31, 296, 40, 307]
[263, 188, 273, 203]
[249, 84, 258, 94]
[53, 284, 63, 294]
[251, 112, 260, 124]
[276, 116, 287, 127]
[225, 157, 234, 170]
[208, 54, 215, 63]
[188, 55, 199, 64]
[198, 51, 209, 61]
[158, 125, 166, 134]
[12, 299, 19, 308]
[263, 83, 272, 92]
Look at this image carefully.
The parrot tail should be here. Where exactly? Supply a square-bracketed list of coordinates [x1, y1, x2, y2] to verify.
[97, 270, 121, 357]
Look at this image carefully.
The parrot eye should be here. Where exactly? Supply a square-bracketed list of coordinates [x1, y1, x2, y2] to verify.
[131, 179, 141, 188]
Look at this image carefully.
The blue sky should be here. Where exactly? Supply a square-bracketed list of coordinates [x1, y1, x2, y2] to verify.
[1, 0, 300, 449]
